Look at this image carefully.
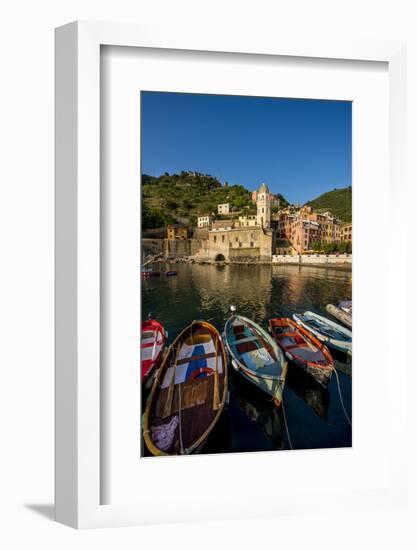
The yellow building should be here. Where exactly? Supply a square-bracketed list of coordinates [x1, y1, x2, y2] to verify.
[167, 225, 188, 240]
[341, 223, 352, 242]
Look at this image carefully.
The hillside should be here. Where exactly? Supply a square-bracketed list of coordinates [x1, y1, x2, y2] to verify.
[142, 171, 257, 229]
[306, 186, 352, 222]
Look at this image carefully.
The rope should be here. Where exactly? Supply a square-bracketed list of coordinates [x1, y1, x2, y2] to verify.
[332, 367, 352, 426]
[281, 395, 293, 450]
[178, 379, 185, 454]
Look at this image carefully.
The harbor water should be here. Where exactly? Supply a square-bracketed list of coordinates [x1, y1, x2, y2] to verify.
[142, 262, 352, 453]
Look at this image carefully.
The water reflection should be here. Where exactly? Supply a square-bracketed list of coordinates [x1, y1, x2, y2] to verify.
[231, 372, 285, 450]
[286, 363, 330, 420]
[142, 262, 352, 452]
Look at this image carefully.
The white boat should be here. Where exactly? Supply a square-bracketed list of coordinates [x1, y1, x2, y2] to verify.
[224, 315, 288, 406]
[326, 303, 352, 328]
[293, 311, 352, 355]
[338, 300, 352, 314]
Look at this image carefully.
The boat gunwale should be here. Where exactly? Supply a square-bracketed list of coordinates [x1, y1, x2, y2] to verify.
[326, 303, 352, 328]
[224, 315, 287, 381]
[143, 320, 228, 457]
[292, 312, 352, 355]
[268, 317, 334, 371]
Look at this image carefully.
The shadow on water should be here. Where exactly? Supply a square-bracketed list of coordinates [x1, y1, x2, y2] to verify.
[203, 369, 285, 454]
[142, 262, 352, 454]
[286, 363, 330, 421]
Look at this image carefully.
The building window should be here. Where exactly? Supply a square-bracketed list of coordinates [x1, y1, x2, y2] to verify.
[235, 237, 238, 242]
[239, 242, 242, 247]
[250, 241, 254, 247]
[222, 235, 225, 243]
[214, 236, 217, 243]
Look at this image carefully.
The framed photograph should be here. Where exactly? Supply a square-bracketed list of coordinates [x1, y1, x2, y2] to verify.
[55, 21, 407, 528]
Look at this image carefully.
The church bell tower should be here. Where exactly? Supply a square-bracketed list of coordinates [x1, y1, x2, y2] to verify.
[256, 183, 271, 229]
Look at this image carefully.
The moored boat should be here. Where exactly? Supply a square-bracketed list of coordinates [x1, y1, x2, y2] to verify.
[224, 315, 287, 406]
[293, 311, 352, 355]
[269, 317, 334, 387]
[326, 303, 352, 328]
[165, 270, 177, 276]
[338, 300, 352, 314]
[143, 321, 228, 456]
[141, 318, 166, 384]
[141, 269, 161, 277]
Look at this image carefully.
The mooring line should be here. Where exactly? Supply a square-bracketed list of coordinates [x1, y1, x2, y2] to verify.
[281, 395, 293, 450]
[333, 367, 352, 426]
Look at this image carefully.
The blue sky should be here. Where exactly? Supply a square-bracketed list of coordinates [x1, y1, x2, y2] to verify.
[141, 92, 351, 204]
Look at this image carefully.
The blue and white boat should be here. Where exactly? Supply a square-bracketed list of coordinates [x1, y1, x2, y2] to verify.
[293, 311, 352, 355]
[224, 315, 288, 407]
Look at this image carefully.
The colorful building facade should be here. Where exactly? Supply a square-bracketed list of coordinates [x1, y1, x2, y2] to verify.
[277, 206, 342, 254]
[167, 225, 188, 240]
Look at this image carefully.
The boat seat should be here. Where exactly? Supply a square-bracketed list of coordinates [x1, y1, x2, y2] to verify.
[142, 339, 162, 348]
[230, 336, 258, 346]
[176, 351, 216, 366]
[286, 342, 306, 351]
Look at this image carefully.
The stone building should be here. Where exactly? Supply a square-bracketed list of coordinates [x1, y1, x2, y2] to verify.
[256, 183, 272, 228]
[195, 183, 276, 262]
[196, 226, 275, 262]
[211, 220, 234, 231]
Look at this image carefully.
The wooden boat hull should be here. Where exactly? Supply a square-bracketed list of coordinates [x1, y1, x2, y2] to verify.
[141, 319, 166, 383]
[224, 315, 287, 406]
[293, 311, 352, 355]
[143, 321, 228, 456]
[326, 304, 352, 328]
[297, 361, 332, 387]
[269, 318, 334, 388]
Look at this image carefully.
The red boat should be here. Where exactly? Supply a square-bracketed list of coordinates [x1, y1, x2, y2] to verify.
[141, 269, 161, 278]
[269, 318, 334, 387]
[141, 319, 166, 384]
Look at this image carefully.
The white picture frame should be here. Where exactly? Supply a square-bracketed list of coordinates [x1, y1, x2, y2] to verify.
[55, 21, 407, 529]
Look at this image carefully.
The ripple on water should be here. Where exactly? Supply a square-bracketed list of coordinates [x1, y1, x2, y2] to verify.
[142, 262, 352, 453]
